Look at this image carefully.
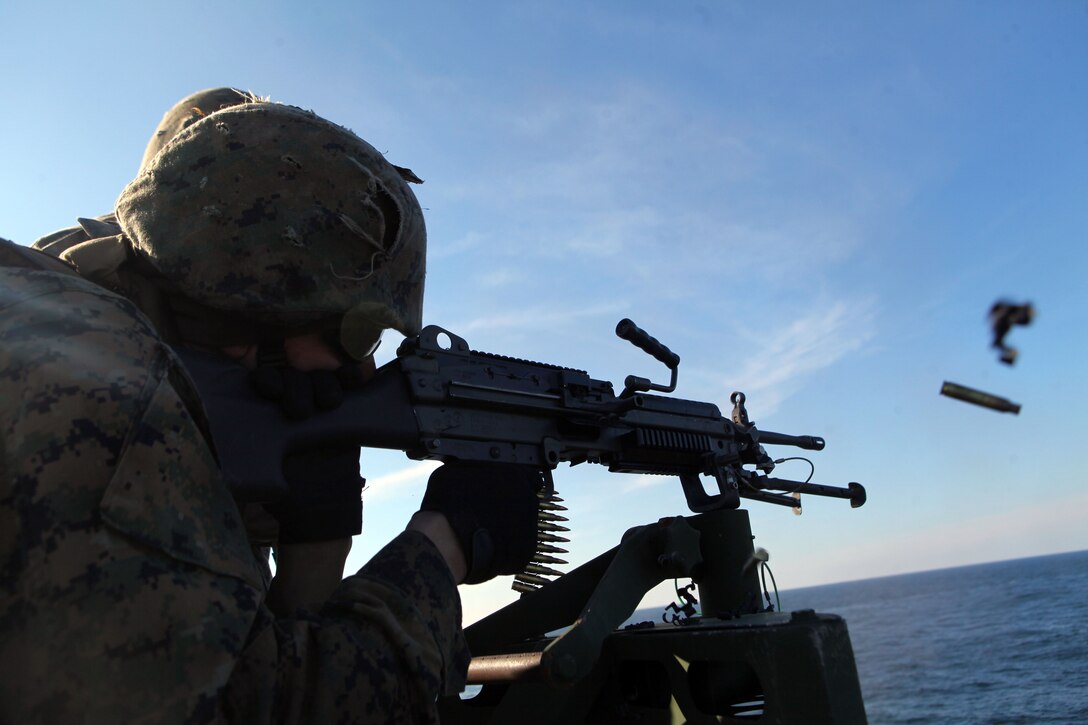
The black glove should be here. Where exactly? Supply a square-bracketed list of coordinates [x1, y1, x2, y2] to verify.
[267, 444, 365, 544]
[420, 462, 543, 584]
[245, 341, 370, 542]
[249, 359, 368, 420]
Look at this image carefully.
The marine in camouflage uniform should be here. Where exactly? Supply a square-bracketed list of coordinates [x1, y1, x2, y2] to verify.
[1, 99, 472, 723]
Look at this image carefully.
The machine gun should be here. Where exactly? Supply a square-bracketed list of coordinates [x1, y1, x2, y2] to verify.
[179, 320, 869, 724]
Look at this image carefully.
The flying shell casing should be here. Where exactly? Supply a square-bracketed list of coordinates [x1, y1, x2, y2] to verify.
[940, 381, 1021, 414]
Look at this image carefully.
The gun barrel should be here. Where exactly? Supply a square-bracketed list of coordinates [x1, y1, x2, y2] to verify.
[757, 431, 825, 451]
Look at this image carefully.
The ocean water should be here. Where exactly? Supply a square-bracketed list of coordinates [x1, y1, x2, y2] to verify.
[463, 550, 1087, 721]
[782, 549, 1088, 724]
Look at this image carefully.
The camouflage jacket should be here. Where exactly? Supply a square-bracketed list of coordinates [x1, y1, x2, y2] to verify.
[0, 239, 470, 724]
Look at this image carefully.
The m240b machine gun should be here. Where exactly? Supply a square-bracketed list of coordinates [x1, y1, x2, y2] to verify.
[180, 320, 869, 724]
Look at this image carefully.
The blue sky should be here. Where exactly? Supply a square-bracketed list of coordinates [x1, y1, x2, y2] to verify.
[2, 1, 1085, 623]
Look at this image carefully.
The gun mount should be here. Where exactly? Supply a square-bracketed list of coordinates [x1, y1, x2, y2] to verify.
[441, 509, 867, 724]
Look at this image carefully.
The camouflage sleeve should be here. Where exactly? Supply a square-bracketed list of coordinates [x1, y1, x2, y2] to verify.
[0, 253, 469, 724]
[0, 263, 264, 724]
[223, 531, 471, 724]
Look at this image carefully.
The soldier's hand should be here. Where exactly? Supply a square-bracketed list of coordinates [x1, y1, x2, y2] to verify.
[268, 444, 364, 544]
[419, 463, 542, 584]
[221, 332, 374, 543]
[267, 537, 352, 614]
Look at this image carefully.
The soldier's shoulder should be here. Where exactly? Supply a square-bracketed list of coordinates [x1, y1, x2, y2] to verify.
[0, 236, 166, 393]
[0, 236, 81, 276]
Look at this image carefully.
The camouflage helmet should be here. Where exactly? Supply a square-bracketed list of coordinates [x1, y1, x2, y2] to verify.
[139, 88, 259, 173]
[116, 102, 425, 358]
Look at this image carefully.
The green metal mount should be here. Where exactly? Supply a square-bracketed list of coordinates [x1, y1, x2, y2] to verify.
[441, 509, 867, 724]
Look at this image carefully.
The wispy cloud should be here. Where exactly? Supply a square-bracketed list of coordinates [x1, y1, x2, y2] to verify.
[363, 460, 440, 503]
[713, 297, 879, 414]
[474, 267, 524, 289]
[428, 230, 488, 260]
[426, 80, 910, 304]
[621, 473, 672, 493]
[456, 300, 629, 337]
[559, 206, 663, 259]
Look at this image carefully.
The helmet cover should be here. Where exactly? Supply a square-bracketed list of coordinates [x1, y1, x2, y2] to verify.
[116, 102, 426, 355]
[139, 87, 259, 173]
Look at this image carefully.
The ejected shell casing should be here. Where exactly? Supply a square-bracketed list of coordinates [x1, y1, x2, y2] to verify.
[940, 381, 1021, 414]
